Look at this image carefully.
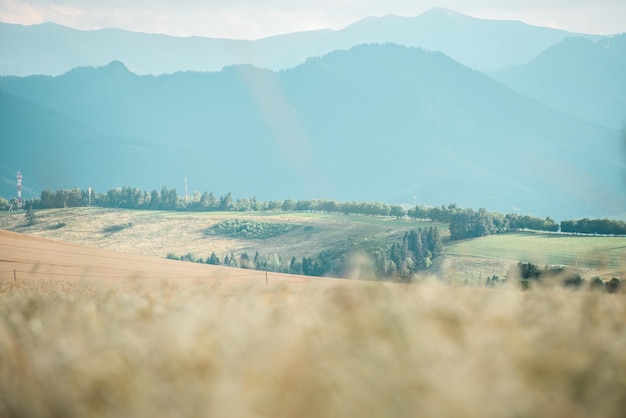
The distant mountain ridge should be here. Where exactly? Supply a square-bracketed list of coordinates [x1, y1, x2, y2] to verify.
[0, 7, 607, 76]
[493, 34, 626, 129]
[1, 44, 623, 220]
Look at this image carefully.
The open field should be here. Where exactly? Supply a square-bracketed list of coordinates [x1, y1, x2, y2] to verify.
[0, 207, 447, 261]
[0, 229, 340, 288]
[1, 208, 625, 281]
[1, 232, 626, 417]
[2, 218, 626, 417]
[445, 232, 626, 280]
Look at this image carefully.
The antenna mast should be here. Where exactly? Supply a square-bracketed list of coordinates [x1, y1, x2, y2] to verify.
[17, 171, 22, 210]
[184, 176, 188, 204]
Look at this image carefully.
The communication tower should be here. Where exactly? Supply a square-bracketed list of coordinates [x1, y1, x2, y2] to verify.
[17, 171, 22, 210]
[184, 176, 188, 204]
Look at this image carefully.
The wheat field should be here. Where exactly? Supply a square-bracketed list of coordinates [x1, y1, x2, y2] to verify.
[2, 278, 626, 417]
[1, 230, 626, 417]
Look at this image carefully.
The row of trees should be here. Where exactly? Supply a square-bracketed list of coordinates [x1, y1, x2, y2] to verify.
[170, 227, 443, 281]
[171, 249, 343, 278]
[412, 204, 626, 238]
[25, 186, 408, 217]
[13, 187, 626, 237]
[408, 204, 559, 239]
[449, 209, 559, 240]
[560, 218, 626, 236]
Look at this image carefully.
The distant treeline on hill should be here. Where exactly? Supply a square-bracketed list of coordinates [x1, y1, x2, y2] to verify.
[7, 186, 626, 237]
[408, 205, 560, 239]
[23, 186, 408, 217]
[560, 218, 626, 235]
[170, 226, 443, 281]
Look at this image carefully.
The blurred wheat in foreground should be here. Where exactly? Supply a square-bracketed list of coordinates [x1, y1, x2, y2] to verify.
[1, 278, 625, 418]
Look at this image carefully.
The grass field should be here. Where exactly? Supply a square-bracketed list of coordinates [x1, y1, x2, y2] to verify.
[2, 215, 626, 417]
[2, 273, 626, 417]
[445, 232, 626, 280]
[0, 208, 447, 262]
[1, 208, 625, 281]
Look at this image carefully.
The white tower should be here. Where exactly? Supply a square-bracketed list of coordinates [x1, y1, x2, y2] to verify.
[17, 171, 22, 210]
[184, 176, 188, 204]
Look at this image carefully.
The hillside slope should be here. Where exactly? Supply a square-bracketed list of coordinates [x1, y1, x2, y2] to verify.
[1, 208, 624, 281]
[1, 44, 623, 219]
[0, 88, 172, 194]
[0, 228, 335, 285]
[493, 34, 626, 129]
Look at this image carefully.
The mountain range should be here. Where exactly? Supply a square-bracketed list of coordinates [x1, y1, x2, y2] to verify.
[1, 42, 624, 220]
[492, 34, 626, 129]
[0, 7, 606, 76]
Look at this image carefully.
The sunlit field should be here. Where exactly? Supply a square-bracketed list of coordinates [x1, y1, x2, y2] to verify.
[2, 276, 626, 418]
[445, 232, 626, 279]
[0, 207, 449, 261]
[446, 232, 626, 269]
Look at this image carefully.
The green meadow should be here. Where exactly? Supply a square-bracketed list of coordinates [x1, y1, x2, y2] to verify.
[445, 232, 626, 273]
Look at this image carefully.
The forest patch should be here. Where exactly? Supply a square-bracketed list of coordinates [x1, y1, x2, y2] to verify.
[205, 219, 299, 239]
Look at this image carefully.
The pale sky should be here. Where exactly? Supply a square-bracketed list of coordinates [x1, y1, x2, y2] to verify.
[1, 0, 625, 39]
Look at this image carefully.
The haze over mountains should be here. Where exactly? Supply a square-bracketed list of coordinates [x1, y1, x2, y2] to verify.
[492, 34, 626, 129]
[0, 7, 605, 76]
[1, 8, 624, 220]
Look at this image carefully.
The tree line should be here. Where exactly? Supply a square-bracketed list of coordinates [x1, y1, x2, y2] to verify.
[409, 204, 559, 239]
[168, 226, 443, 282]
[410, 204, 626, 238]
[560, 218, 626, 235]
[22, 186, 409, 216]
[11, 187, 626, 237]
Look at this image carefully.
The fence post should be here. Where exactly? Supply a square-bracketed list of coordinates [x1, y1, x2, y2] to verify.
[14, 269, 16, 281]
[266, 271, 268, 285]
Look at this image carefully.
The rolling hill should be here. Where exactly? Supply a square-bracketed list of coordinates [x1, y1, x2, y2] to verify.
[0, 88, 171, 195]
[0, 228, 338, 286]
[1, 44, 623, 219]
[1, 208, 624, 281]
[4, 219, 626, 418]
[0, 8, 605, 76]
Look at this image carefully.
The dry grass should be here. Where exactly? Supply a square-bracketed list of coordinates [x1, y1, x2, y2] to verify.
[0, 229, 339, 287]
[3, 208, 623, 282]
[1, 227, 626, 417]
[1, 226, 626, 418]
[0, 207, 445, 260]
[1, 278, 626, 418]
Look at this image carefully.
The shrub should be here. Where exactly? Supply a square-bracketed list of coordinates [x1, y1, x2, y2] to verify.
[205, 219, 298, 239]
[606, 278, 622, 294]
[103, 222, 133, 234]
[47, 222, 67, 230]
[25, 208, 37, 226]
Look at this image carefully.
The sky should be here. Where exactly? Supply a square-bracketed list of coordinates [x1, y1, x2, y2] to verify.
[1, 0, 625, 39]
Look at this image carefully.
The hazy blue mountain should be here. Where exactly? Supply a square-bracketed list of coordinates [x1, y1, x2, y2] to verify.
[492, 34, 626, 129]
[597, 33, 626, 66]
[0, 8, 605, 76]
[0, 88, 175, 196]
[1, 44, 623, 219]
[332, 8, 603, 71]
